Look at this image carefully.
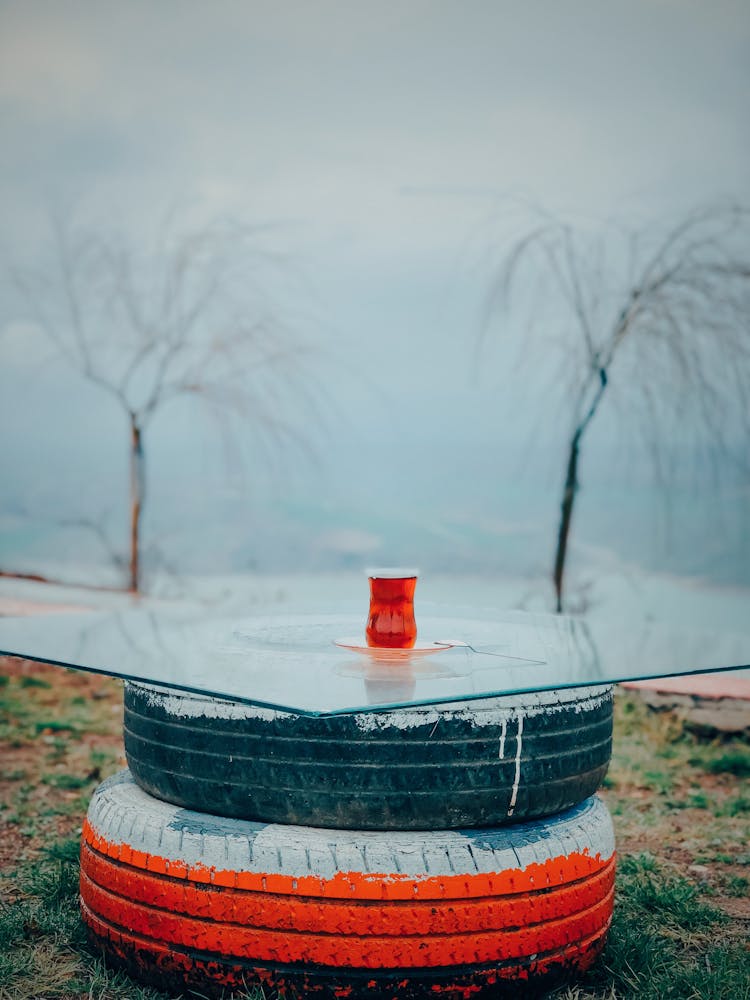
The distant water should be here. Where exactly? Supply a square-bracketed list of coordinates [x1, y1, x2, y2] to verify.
[2, 478, 748, 590]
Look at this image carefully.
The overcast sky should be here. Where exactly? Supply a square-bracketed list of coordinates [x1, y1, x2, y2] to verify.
[2, 2, 747, 241]
[1, 1, 749, 581]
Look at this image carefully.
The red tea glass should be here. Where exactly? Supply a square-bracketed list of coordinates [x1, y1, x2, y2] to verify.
[366, 569, 418, 649]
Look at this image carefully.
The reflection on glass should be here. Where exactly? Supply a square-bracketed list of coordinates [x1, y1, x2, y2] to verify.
[0, 606, 747, 717]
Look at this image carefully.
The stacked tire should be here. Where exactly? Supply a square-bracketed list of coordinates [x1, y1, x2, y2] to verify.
[80, 681, 616, 998]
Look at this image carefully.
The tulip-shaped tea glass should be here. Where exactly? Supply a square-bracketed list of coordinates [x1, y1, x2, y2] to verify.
[365, 569, 418, 649]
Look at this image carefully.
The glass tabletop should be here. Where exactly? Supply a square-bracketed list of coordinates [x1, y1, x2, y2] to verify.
[0, 602, 748, 716]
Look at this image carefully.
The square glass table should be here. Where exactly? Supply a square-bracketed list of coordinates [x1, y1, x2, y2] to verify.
[0, 601, 748, 716]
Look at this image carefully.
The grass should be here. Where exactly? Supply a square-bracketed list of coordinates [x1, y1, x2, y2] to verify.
[553, 854, 749, 1000]
[700, 750, 750, 778]
[0, 838, 174, 1000]
[42, 773, 92, 791]
[1, 656, 748, 999]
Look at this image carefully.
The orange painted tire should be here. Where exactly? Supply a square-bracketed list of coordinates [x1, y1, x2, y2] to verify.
[81, 771, 615, 998]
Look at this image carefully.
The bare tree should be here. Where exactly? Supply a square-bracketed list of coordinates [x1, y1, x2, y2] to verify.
[482, 204, 750, 612]
[11, 213, 318, 592]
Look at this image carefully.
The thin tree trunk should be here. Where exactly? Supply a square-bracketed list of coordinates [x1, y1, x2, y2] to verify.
[554, 368, 609, 613]
[128, 415, 144, 593]
[553, 429, 581, 613]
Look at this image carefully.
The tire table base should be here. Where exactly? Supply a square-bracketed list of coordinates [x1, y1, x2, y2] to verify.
[124, 682, 613, 829]
[80, 771, 615, 999]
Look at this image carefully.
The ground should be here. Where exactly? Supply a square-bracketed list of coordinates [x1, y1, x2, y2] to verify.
[0, 655, 748, 999]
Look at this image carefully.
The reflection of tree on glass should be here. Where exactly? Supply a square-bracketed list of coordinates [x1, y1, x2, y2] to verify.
[567, 618, 603, 680]
[10, 214, 318, 592]
[483, 204, 750, 612]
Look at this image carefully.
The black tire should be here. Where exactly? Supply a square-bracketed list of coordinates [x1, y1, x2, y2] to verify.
[81, 770, 615, 1000]
[124, 682, 612, 829]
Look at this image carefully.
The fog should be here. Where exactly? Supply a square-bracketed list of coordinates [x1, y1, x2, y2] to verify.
[1, 1, 749, 594]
